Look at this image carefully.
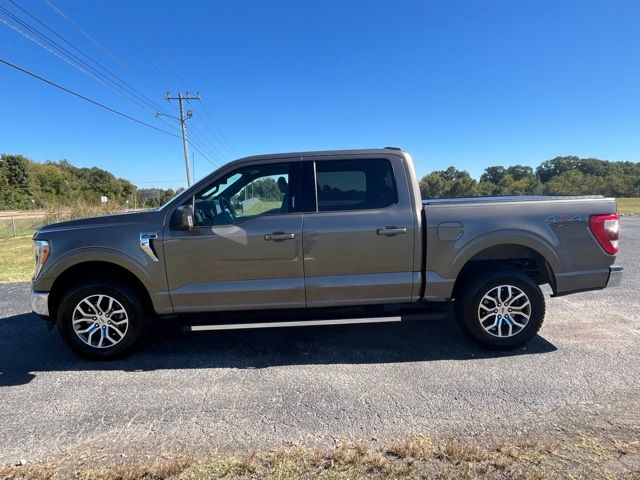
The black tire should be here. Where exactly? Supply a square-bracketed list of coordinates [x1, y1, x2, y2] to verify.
[454, 270, 545, 350]
[57, 279, 149, 359]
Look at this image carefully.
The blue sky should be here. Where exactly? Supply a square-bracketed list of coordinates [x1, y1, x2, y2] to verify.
[1, 0, 639, 189]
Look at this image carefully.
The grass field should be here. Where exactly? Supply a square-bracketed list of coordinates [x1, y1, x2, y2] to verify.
[240, 200, 281, 216]
[618, 197, 640, 214]
[0, 235, 33, 282]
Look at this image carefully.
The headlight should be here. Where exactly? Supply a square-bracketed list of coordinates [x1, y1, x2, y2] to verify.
[33, 240, 50, 278]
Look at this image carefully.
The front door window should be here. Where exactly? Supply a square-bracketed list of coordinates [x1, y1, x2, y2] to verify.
[189, 163, 296, 227]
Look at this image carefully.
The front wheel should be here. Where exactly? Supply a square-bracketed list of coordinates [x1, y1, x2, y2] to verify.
[454, 270, 545, 349]
[57, 280, 149, 359]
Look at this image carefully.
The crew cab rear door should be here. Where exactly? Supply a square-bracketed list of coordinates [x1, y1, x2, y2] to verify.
[301, 154, 417, 307]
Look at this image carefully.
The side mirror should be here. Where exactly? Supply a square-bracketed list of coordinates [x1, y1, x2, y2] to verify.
[171, 204, 194, 230]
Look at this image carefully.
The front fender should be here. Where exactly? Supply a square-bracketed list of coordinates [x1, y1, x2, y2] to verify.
[33, 246, 166, 294]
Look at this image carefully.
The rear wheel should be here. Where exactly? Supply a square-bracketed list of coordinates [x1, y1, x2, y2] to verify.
[57, 280, 149, 359]
[454, 270, 545, 349]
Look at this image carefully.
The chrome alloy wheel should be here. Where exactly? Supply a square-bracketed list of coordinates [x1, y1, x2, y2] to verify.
[477, 285, 531, 338]
[72, 294, 129, 348]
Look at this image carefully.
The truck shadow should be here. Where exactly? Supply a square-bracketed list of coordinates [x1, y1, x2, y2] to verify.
[0, 313, 557, 387]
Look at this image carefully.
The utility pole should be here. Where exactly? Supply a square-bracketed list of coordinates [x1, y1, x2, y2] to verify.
[165, 92, 200, 187]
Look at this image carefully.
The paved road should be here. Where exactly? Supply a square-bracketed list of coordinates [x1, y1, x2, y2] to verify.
[1, 219, 639, 464]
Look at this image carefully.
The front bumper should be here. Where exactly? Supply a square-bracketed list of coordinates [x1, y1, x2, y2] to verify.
[30, 291, 49, 317]
[607, 265, 623, 287]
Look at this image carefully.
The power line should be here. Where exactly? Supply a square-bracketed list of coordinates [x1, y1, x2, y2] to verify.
[188, 140, 220, 169]
[90, 0, 228, 168]
[189, 123, 227, 159]
[150, 107, 226, 165]
[11, 0, 232, 171]
[89, 0, 179, 91]
[6, 0, 172, 117]
[1, 7, 224, 177]
[0, 7, 165, 119]
[1, 3, 202, 159]
[110, 0, 190, 90]
[0, 57, 180, 138]
[106, 0, 237, 157]
[198, 99, 238, 156]
[44, 0, 129, 72]
[187, 134, 221, 167]
[152, 112, 225, 168]
[49, 0, 237, 160]
[44, 0, 176, 96]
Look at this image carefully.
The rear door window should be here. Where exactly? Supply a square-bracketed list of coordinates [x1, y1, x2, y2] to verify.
[315, 159, 397, 211]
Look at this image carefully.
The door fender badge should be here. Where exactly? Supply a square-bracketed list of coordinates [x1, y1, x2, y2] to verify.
[140, 232, 159, 262]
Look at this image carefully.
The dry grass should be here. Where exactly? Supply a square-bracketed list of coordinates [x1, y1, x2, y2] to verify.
[41, 203, 129, 224]
[1, 433, 638, 480]
[612, 439, 640, 455]
[0, 204, 131, 282]
[0, 217, 44, 240]
[618, 197, 640, 215]
[0, 236, 34, 282]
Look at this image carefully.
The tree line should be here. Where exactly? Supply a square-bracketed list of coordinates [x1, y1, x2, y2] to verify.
[419, 156, 640, 198]
[0, 154, 136, 209]
[0, 154, 179, 209]
[1, 153, 639, 210]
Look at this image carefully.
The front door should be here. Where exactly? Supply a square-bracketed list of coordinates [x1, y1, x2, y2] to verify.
[163, 159, 305, 313]
[302, 155, 417, 307]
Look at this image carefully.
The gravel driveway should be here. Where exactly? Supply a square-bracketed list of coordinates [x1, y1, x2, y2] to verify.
[1, 218, 638, 464]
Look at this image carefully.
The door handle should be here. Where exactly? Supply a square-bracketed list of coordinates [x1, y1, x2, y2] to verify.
[377, 227, 407, 236]
[264, 232, 295, 241]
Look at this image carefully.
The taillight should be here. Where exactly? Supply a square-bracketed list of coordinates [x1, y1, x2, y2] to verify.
[589, 213, 619, 255]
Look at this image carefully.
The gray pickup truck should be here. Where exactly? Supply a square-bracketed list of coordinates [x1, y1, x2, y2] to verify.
[30, 148, 623, 358]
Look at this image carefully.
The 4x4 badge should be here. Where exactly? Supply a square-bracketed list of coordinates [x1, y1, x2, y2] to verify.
[545, 215, 583, 225]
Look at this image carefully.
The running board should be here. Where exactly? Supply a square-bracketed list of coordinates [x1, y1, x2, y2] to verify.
[185, 316, 402, 332]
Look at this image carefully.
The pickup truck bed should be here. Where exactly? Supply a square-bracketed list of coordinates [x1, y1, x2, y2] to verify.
[422, 195, 621, 301]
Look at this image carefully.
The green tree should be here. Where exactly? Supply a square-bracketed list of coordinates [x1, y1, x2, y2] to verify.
[480, 166, 506, 185]
[478, 164, 541, 196]
[2, 154, 30, 191]
[543, 170, 587, 195]
[420, 167, 478, 198]
[0, 154, 31, 208]
[506, 165, 535, 181]
[536, 156, 580, 183]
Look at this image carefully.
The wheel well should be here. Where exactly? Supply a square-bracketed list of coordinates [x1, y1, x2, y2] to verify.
[48, 261, 154, 321]
[452, 244, 556, 300]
